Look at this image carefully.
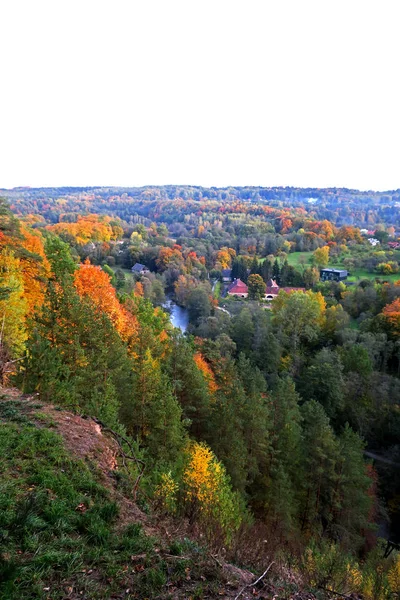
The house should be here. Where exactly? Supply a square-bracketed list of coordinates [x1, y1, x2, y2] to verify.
[131, 263, 150, 275]
[368, 238, 380, 247]
[264, 279, 305, 300]
[227, 278, 248, 298]
[388, 241, 400, 249]
[320, 268, 348, 282]
[221, 268, 232, 282]
[265, 278, 280, 300]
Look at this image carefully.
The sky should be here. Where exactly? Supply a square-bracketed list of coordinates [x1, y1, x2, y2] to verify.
[1, 0, 399, 191]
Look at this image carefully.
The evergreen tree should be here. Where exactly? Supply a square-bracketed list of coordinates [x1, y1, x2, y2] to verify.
[236, 353, 271, 493]
[167, 336, 211, 439]
[230, 307, 255, 356]
[124, 347, 185, 463]
[272, 258, 281, 285]
[331, 425, 372, 550]
[298, 348, 345, 421]
[260, 258, 272, 283]
[207, 358, 249, 493]
[299, 400, 338, 535]
[250, 255, 260, 275]
[23, 279, 132, 427]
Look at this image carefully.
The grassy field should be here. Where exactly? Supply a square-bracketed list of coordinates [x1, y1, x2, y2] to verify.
[286, 252, 400, 283]
[213, 280, 221, 299]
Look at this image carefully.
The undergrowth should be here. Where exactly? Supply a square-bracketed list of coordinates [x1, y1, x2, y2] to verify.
[0, 401, 180, 599]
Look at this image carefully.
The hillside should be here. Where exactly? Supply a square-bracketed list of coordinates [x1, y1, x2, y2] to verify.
[0, 386, 322, 600]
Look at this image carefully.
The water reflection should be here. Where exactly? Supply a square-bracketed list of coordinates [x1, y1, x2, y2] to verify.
[163, 299, 189, 332]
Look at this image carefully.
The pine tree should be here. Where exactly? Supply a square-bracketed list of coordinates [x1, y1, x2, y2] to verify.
[125, 348, 185, 463]
[167, 336, 211, 439]
[331, 425, 372, 550]
[230, 307, 255, 356]
[250, 255, 259, 275]
[264, 378, 303, 534]
[272, 258, 281, 285]
[299, 400, 338, 535]
[260, 259, 272, 283]
[23, 278, 132, 427]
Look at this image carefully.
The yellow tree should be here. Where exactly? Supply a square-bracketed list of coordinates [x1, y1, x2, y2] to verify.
[0, 250, 28, 359]
[183, 442, 243, 542]
[313, 245, 330, 268]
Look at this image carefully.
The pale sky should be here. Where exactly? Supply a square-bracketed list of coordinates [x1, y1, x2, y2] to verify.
[1, 0, 399, 191]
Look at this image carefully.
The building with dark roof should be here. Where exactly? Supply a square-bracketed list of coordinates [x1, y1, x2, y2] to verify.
[221, 268, 232, 282]
[131, 263, 150, 275]
[320, 268, 348, 282]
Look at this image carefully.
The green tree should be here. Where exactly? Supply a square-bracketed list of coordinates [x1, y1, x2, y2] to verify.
[299, 400, 338, 534]
[247, 274, 266, 301]
[44, 234, 77, 279]
[230, 307, 255, 356]
[23, 280, 131, 427]
[299, 348, 345, 421]
[272, 258, 281, 284]
[167, 336, 211, 439]
[272, 290, 325, 354]
[332, 425, 372, 549]
[264, 378, 303, 533]
[186, 288, 211, 325]
[122, 347, 185, 463]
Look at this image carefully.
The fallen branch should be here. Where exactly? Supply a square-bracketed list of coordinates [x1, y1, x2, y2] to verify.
[234, 561, 275, 600]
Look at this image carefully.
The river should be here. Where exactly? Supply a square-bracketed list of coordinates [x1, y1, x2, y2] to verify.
[163, 299, 189, 332]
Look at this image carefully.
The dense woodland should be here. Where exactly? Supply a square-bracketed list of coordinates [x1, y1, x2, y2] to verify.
[1, 187, 400, 598]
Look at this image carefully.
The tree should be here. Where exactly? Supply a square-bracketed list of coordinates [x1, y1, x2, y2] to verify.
[73, 260, 138, 345]
[23, 279, 132, 427]
[247, 274, 266, 301]
[44, 234, 77, 279]
[272, 290, 326, 353]
[0, 250, 27, 359]
[183, 441, 244, 543]
[123, 348, 185, 463]
[264, 378, 302, 532]
[230, 307, 255, 356]
[313, 245, 330, 268]
[382, 298, 400, 336]
[186, 288, 211, 325]
[332, 425, 372, 549]
[299, 348, 345, 421]
[167, 336, 212, 439]
[299, 400, 338, 534]
[272, 258, 281, 284]
[303, 266, 320, 289]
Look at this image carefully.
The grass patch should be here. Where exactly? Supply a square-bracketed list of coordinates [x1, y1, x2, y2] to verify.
[0, 401, 226, 599]
[285, 252, 400, 283]
[0, 415, 160, 599]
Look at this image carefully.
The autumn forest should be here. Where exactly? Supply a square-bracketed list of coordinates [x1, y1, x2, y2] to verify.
[1, 186, 400, 599]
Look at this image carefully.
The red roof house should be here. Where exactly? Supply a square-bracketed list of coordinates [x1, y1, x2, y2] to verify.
[227, 278, 248, 297]
[265, 278, 280, 299]
[265, 279, 305, 300]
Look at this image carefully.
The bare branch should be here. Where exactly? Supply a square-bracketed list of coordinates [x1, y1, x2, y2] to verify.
[234, 561, 275, 600]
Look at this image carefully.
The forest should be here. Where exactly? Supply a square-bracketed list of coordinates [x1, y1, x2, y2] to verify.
[1, 187, 400, 599]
